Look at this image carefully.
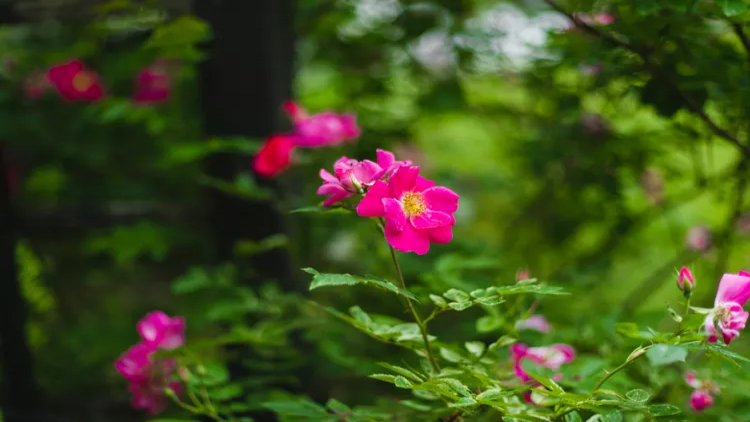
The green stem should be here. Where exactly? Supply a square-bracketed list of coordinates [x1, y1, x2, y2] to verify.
[388, 244, 440, 373]
[684, 295, 692, 319]
[592, 349, 648, 391]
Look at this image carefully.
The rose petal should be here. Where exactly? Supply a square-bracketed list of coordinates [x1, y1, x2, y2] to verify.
[356, 181, 389, 217]
[715, 273, 750, 306]
[422, 186, 460, 214]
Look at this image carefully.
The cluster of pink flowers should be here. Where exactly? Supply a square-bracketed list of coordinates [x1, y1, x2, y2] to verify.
[21, 59, 173, 105]
[685, 371, 718, 412]
[510, 343, 575, 403]
[704, 271, 750, 345]
[314, 149, 459, 255]
[252, 102, 360, 177]
[115, 311, 185, 415]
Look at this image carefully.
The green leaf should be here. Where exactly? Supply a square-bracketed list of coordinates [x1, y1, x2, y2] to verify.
[370, 374, 397, 384]
[303, 268, 418, 301]
[681, 313, 707, 331]
[412, 389, 441, 400]
[465, 341, 486, 358]
[438, 378, 473, 397]
[443, 288, 470, 302]
[262, 401, 329, 418]
[688, 341, 750, 366]
[326, 399, 351, 414]
[477, 315, 504, 333]
[376, 362, 424, 382]
[289, 205, 350, 214]
[648, 403, 681, 416]
[448, 397, 478, 408]
[625, 389, 650, 403]
[208, 383, 243, 401]
[429, 294, 448, 307]
[564, 411, 583, 422]
[399, 400, 432, 411]
[448, 301, 473, 311]
[721, 0, 746, 16]
[526, 371, 564, 394]
[488, 335, 516, 351]
[476, 388, 514, 401]
[490, 282, 568, 296]
[601, 412, 624, 422]
[440, 348, 466, 363]
[646, 344, 687, 366]
[394, 376, 413, 388]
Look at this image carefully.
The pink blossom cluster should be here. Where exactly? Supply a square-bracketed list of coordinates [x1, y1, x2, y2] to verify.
[685, 371, 718, 412]
[20, 59, 174, 105]
[315, 149, 459, 255]
[114, 311, 186, 415]
[252, 102, 360, 178]
[510, 343, 575, 403]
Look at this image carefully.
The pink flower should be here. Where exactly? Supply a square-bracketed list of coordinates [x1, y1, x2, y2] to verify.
[516, 269, 530, 282]
[704, 272, 750, 344]
[573, 13, 615, 27]
[510, 343, 575, 383]
[317, 150, 411, 206]
[133, 60, 172, 105]
[252, 134, 296, 178]
[47, 60, 105, 102]
[677, 267, 694, 293]
[516, 315, 552, 333]
[357, 165, 459, 255]
[685, 371, 717, 412]
[686, 225, 712, 252]
[283, 101, 360, 147]
[115, 311, 186, 415]
[137, 311, 185, 350]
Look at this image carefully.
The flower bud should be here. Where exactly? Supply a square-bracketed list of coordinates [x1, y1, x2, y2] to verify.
[678, 266, 694, 297]
[516, 268, 530, 282]
[626, 346, 646, 362]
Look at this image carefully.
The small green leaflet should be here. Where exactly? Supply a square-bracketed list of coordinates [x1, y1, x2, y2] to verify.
[646, 344, 687, 366]
[625, 389, 650, 403]
[303, 268, 419, 301]
[648, 403, 681, 416]
[721, 0, 746, 16]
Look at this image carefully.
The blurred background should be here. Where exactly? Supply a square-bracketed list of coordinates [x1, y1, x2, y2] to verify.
[2, 0, 749, 421]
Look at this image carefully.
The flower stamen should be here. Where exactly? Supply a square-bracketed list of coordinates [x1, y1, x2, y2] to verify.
[402, 191, 426, 216]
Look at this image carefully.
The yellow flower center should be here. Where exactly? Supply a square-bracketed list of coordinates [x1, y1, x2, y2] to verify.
[72, 71, 93, 92]
[402, 191, 426, 216]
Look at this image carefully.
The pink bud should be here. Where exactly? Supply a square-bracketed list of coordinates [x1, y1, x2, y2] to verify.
[689, 390, 713, 412]
[677, 267, 694, 292]
[516, 269, 530, 282]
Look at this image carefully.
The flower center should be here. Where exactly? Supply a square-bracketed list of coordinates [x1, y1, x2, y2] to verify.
[72, 72, 93, 92]
[716, 304, 733, 322]
[402, 191, 426, 216]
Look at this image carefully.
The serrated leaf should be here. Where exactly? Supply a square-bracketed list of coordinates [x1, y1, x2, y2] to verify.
[326, 398, 351, 414]
[440, 348, 466, 363]
[526, 371, 564, 394]
[448, 301, 472, 311]
[448, 397, 478, 408]
[394, 376, 413, 388]
[303, 268, 418, 301]
[687, 341, 750, 366]
[412, 389, 441, 400]
[399, 400, 432, 411]
[443, 288, 470, 302]
[439, 378, 472, 397]
[370, 374, 397, 384]
[429, 294, 447, 307]
[646, 344, 687, 366]
[648, 403, 681, 416]
[625, 389, 650, 403]
[476, 296, 505, 306]
[491, 283, 568, 296]
[465, 341, 486, 358]
[476, 388, 513, 401]
[376, 362, 424, 382]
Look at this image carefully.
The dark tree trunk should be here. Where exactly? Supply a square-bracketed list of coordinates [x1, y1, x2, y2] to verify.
[195, 0, 295, 283]
[0, 145, 41, 422]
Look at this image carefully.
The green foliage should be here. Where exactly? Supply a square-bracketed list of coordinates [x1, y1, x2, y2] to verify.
[304, 268, 419, 301]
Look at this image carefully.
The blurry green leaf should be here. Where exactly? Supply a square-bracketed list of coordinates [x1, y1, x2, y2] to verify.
[199, 173, 271, 200]
[377, 362, 424, 382]
[235, 234, 288, 256]
[564, 412, 582, 422]
[646, 344, 687, 366]
[443, 288, 470, 302]
[438, 378, 472, 397]
[648, 404, 681, 416]
[399, 400, 432, 411]
[429, 294, 448, 307]
[488, 335, 516, 351]
[721, 0, 746, 16]
[208, 383, 243, 401]
[172, 265, 236, 294]
[477, 316, 504, 333]
[412, 389, 441, 400]
[289, 205, 351, 215]
[262, 400, 329, 418]
[197, 362, 229, 386]
[369, 374, 397, 384]
[85, 221, 172, 265]
[464, 341, 485, 358]
[394, 376, 413, 388]
[303, 268, 419, 301]
[448, 397, 478, 408]
[448, 301, 472, 311]
[325, 398, 351, 414]
[601, 412, 624, 422]
[680, 313, 706, 331]
[688, 341, 750, 366]
[439, 348, 465, 363]
[625, 389, 650, 403]
[476, 388, 514, 401]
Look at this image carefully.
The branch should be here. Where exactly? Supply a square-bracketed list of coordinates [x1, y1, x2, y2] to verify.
[544, 0, 750, 157]
[732, 23, 750, 67]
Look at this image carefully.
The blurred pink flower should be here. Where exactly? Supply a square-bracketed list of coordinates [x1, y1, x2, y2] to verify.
[357, 165, 459, 255]
[48, 60, 105, 102]
[704, 271, 750, 344]
[283, 101, 360, 147]
[516, 315, 552, 333]
[317, 150, 411, 206]
[115, 311, 186, 415]
[572, 13, 615, 27]
[677, 267, 694, 293]
[133, 60, 172, 105]
[686, 225, 712, 252]
[685, 371, 717, 412]
[516, 269, 530, 282]
[640, 168, 664, 205]
[510, 343, 575, 383]
[252, 134, 296, 178]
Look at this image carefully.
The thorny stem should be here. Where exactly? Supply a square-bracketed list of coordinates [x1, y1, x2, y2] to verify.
[592, 347, 649, 391]
[388, 243, 441, 372]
